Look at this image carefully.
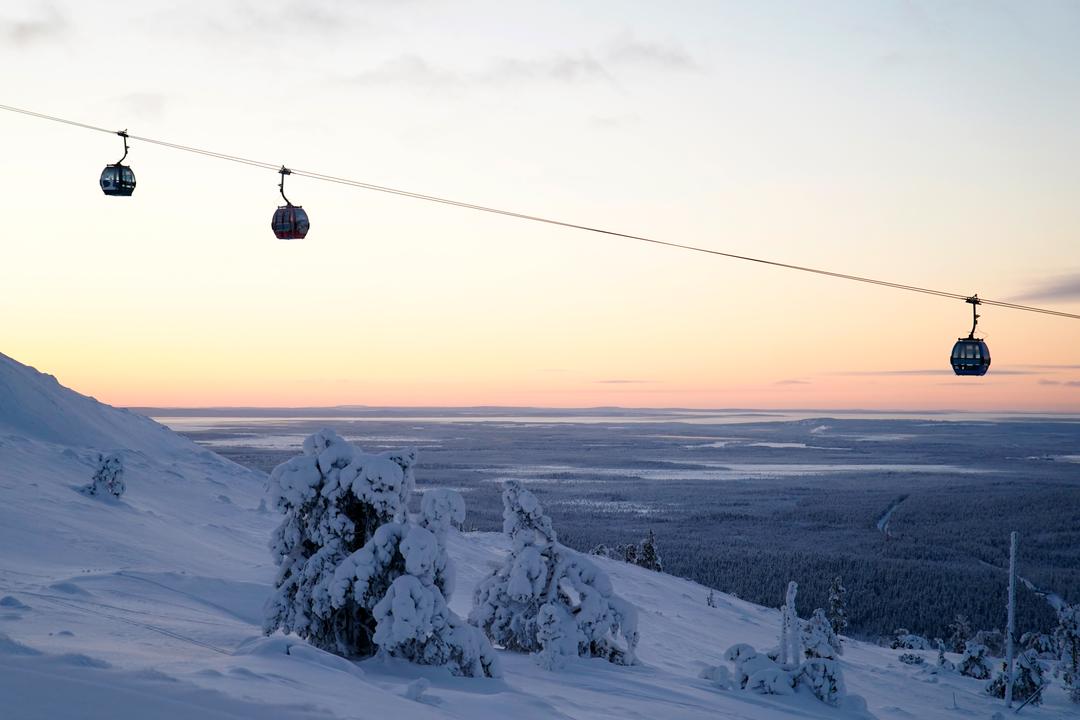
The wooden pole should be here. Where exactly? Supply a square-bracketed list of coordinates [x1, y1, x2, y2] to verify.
[1005, 531, 1018, 708]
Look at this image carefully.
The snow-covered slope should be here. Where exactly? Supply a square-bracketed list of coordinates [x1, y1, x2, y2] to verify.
[0, 352, 191, 452]
[0, 352, 1075, 719]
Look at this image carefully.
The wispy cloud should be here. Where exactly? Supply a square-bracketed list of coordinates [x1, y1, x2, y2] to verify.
[774, 379, 810, 385]
[2, 4, 66, 47]
[1016, 363, 1080, 370]
[607, 36, 700, 71]
[834, 368, 1040, 376]
[834, 369, 953, 376]
[346, 36, 698, 91]
[347, 52, 611, 89]
[1011, 272, 1080, 303]
[1037, 379, 1080, 387]
[594, 379, 657, 385]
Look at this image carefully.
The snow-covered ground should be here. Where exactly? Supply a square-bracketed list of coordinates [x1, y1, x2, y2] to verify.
[0, 352, 1075, 719]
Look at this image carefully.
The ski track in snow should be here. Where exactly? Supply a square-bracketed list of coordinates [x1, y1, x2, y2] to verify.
[875, 495, 908, 538]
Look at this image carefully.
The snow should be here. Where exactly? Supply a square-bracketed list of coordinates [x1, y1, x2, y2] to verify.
[1, 351, 1078, 718]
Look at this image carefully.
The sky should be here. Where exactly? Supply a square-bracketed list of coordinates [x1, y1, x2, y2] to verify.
[1, 0, 1078, 410]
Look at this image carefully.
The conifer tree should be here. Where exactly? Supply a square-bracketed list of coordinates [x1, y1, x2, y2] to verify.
[948, 614, 972, 654]
[470, 481, 638, 669]
[637, 529, 663, 572]
[1056, 603, 1080, 704]
[263, 429, 416, 657]
[827, 576, 848, 640]
[85, 452, 125, 498]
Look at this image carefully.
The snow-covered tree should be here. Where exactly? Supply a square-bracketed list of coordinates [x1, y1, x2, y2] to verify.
[1020, 631, 1056, 658]
[329, 488, 499, 677]
[637, 529, 662, 572]
[948, 614, 972, 654]
[972, 629, 1004, 657]
[263, 429, 416, 657]
[698, 662, 733, 690]
[725, 644, 786, 691]
[937, 641, 955, 672]
[722, 641, 844, 705]
[84, 452, 125, 498]
[470, 481, 638, 669]
[890, 628, 931, 650]
[827, 576, 848, 640]
[1056, 603, 1080, 703]
[800, 658, 845, 705]
[779, 581, 801, 669]
[589, 543, 612, 558]
[706, 590, 719, 608]
[986, 649, 1046, 705]
[958, 642, 993, 679]
[803, 608, 840, 660]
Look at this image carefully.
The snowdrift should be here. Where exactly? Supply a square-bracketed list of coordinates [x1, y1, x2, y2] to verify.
[0, 351, 1075, 719]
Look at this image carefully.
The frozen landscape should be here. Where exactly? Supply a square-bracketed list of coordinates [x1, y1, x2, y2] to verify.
[151, 406, 1080, 641]
[1, 351, 1078, 719]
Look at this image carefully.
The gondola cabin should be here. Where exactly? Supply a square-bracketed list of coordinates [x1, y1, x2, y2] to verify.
[950, 338, 990, 376]
[100, 164, 136, 196]
[272, 167, 309, 239]
[950, 295, 990, 376]
[271, 204, 310, 240]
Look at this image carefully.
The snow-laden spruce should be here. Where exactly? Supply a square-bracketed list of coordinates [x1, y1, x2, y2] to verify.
[712, 641, 846, 706]
[84, 452, 125, 498]
[263, 430, 497, 677]
[1057, 603, 1080, 703]
[705, 581, 848, 707]
[332, 488, 500, 677]
[469, 480, 639, 669]
[589, 529, 662, 572]
[986, 648, 1046, 705]
[957, 642, 993, 679]
[263, 430, 416, 656]
[827, 576, 847, 639]
[803, 608, 840, 659]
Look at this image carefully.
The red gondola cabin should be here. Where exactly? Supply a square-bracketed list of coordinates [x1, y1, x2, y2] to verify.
[271, 204, 310, 240]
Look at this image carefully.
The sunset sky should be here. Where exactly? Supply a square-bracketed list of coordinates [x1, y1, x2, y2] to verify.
[2, 0, 1078, 410]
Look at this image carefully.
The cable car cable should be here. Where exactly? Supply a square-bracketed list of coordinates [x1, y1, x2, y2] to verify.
[2, 102, 1078, 321]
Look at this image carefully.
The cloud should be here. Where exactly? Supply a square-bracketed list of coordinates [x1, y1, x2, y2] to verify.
[1038, 379, 1080, 387]
[834, 369, 954, 376]
[349, 51, 613, 89]
[489, 55, 609, 84]
[594, 379, 656, 385]
[774, 379, 810, 385]
[1011, 272, 1080, 303]
[1016, 363, 1080, 370]
[348, 55, 457, 88]
[2, 5, 66, 47]
[346, 35, 697, 92]
[608, 37, 699, 71]
[347, 53, 611, 89]
[112, 93, 168, 119]
[834, 368, 1040, 376]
